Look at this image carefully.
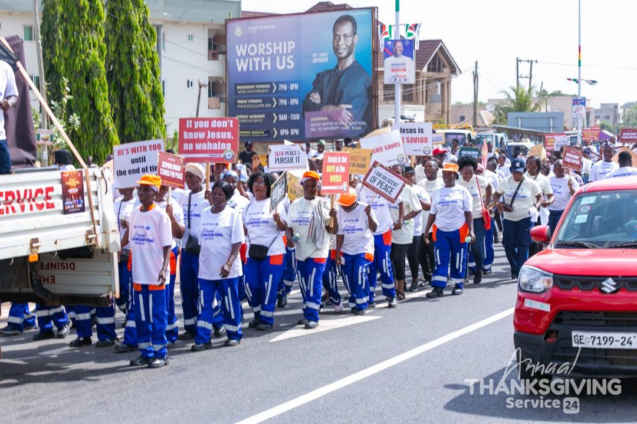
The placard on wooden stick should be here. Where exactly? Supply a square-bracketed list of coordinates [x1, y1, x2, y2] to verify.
[361, 161, 408, 203]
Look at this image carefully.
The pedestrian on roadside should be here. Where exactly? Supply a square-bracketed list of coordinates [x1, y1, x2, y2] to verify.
[179, 163, 225, 340]
[0, 58, 18, 175]
[404, 166, 430, 292]
[0, 303, 36, 336]
[525, 156, 554, 257]
[154, 184, 185, 348]
[548, 160, 579, 234]
[192, 182, 244, 350]
[589, 143, 618, 182]
[333, 190, 378, 315]
[605, 151, 637, 179]
[417, 159, 443, 287]
[388, 164, 422, 299]
[493, 158, 543, 280]
[457, 156, 492, 284]
[424, 163, 474, 298]
[286, 171, 332, 329]
[124, 175, 172, 368]
[243, 173, 288, 331]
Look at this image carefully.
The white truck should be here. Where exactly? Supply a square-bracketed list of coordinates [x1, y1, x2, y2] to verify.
[0, 167, 120, 307]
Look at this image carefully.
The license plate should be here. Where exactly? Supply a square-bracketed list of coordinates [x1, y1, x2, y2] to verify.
[572, 331, 637, 349]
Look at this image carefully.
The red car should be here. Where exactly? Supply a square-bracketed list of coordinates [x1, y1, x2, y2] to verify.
[514, 177, 637, 379]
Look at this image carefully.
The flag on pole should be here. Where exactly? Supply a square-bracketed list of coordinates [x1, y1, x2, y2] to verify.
[567, 78, 598, 85]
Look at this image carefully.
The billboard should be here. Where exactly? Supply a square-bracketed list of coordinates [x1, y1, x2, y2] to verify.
[227, 8, 377, 142]
[383, 39, 415, 84]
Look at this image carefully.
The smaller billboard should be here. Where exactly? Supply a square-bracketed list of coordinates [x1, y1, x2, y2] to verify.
[383, 39, 415, 84]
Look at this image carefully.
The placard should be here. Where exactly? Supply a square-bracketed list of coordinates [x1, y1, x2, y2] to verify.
[432, 134, 444, 145]
[268, 144, 308, 171]
[179, 117, 239, 164]
[287, 170, 304, 202]
[360, 130, 406, 167]
[582, 127, 600, 141]
[562, 147, 582, 171]
[619, 128, 637, 143]
[545, 133, 568, 152]
[270, 172, 287, 213]
[528, 144, 546, 160]
[113, 139, 164, 189]
[321, 152, 350, 194]
[61, 170, 85, 215]
[343, 147, 372, 176]
[392, 122, 433, 156]
[157, 152, 185, 189]
[361, 161, 408, 203]
[458, 147, 480, 161]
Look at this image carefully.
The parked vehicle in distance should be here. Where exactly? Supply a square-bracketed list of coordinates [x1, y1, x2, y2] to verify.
[506, 141, 534, 160]
[514, 177, 637, 379]
[476, 131, 508, 150]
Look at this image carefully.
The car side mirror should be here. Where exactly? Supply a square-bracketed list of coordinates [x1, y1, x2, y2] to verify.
[531, 225, 552, 245]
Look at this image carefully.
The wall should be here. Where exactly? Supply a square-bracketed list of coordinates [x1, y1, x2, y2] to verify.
[0, 12, 39, 109]
[507, 112, 564, 133]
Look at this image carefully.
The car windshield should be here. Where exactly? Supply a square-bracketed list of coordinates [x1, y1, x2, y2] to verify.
[444, 133, 467, 145]
[555, 190, 637, 248]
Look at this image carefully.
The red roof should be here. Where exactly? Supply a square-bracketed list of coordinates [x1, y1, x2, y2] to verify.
[306, 2, 354, 12]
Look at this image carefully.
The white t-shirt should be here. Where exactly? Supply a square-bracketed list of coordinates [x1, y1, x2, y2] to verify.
[243, 198, 287, 256]
[498, 165, 511, 178]
[180, 190, 209, 244]
[429, 185, 472, 232]
[457, 175, 490, 219]
[484, 169, 500, 192]
[336, 202, 375, 256]
[114, 197, 136, 254]
[357, 185, 399, 236]
[589, 160, 619, 182]
[287, 197, 331, 261]
[0, 61, 18, 140]
[388, 185, 422, 245]
[525, 172, 553, 197]
[496, 176, 541, 222]
[410, 184, 430, 236]
[418, 178, 444, 234]
[129, 206, 173, 285]
[605, 166, 637, 179]
[228, 191, 251, 217]
[171, 188, 188, 207]
[155, 199, 185, 249]
[414, 164, 427, 184]
[549, 175, 579, 211]
[581, 157, 592, 175]
[198, 207, 244, 281]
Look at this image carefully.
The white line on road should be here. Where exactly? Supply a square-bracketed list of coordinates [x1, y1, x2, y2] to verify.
[269, 315, 382, 343]
[236, 307, 515, 424]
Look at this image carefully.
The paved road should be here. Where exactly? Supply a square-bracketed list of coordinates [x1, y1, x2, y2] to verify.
[1, 245, 637, 423]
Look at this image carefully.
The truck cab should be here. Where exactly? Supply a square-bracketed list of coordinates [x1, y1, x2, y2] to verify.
[514, 177, 637, 379]
[475, 131, 508, 150]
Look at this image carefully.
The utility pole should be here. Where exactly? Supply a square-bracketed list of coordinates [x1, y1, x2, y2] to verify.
[196, 81, 207, 117]
[394, 0, 401, 124]
[577, 0, 582, 146]
[473, 61, 478, 127]
[33, 0, 47, 130]
[517, 59, 537, 91]
[516, 57, 519, 90]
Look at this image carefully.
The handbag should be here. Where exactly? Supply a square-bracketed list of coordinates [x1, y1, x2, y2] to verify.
[475, 176, 492, 230]
[245, 201, 278, 261]
[185, 193, 201, 255]
[503, 177, 525, 213]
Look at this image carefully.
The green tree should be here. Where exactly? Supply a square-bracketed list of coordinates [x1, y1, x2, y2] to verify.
[500, 85, 542, 113]
[41, 0, 64, 104]
[599, 120, 614, 132]
[55, 0, 119, 164]
[105, 0, 166, 143]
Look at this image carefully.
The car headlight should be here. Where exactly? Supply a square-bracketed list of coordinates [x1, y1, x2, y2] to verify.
[518, 266, 553, 293]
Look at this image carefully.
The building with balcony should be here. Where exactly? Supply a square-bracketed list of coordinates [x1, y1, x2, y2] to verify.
[0, 0, 241, 135]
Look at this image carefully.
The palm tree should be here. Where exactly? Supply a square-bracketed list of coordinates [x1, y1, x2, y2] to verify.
[501, 85, 542, 112]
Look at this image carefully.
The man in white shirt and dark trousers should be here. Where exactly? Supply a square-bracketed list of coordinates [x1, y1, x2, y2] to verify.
[0, 59, 18, 175]
[123, 175, 172, 368]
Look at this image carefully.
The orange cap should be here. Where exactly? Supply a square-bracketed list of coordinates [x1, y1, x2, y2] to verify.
[337, 190, 357, 207]
[302, 171, 321, 181]
[441, 163, 459, 173]
[136, 174, 162, 190]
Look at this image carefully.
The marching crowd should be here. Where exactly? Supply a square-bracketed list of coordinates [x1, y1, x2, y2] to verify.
[2, 135, 636, 369]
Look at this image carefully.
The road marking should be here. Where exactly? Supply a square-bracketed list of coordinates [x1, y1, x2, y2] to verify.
[269, 315, 382, 343]
[38, 346, 73, 356]
[237, 307, 514, 424]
